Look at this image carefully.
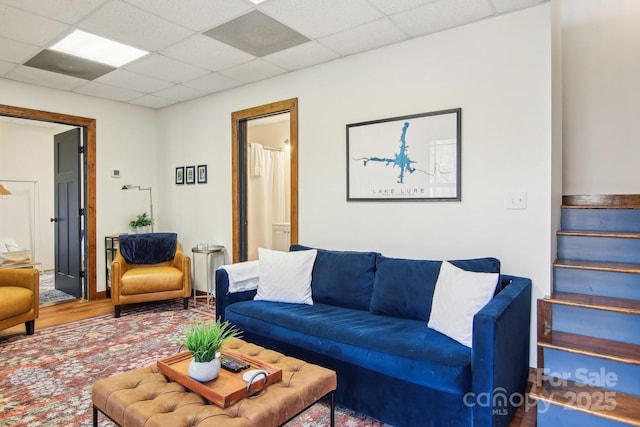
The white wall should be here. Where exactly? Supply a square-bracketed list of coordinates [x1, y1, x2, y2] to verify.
[158, 4, 555, 366]
[562, 0, 640, 195]
[0, 79, 159, 290]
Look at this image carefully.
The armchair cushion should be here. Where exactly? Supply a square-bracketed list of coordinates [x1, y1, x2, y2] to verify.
[119, 233, 177, 265]
[120, 266, 185, 295]
[0, 268, 39, 335]
[1, 287, 34, 318]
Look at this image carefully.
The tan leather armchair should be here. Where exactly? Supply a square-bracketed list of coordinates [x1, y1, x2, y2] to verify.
[111, 235, 191, 318]
[0, 268, 39, 335]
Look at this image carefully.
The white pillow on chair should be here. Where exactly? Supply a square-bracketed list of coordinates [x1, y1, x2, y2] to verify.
[254, 247, 317, 305]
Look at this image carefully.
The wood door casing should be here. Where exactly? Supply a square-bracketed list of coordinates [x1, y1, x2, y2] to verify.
[0, 104, 98, 300]
[231, 98, 299, 263]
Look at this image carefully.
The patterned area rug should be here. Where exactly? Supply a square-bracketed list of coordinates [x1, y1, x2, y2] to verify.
[39, 270, 76, 305]
[0, 300, 390, 427]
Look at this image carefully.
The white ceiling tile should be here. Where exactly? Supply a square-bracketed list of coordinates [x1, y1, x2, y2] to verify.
[95, 68, 173, 93]
[0, 60, 16, 76]
[219, 58, 286, 83]
[78, 0, 193, 51]
[0, 0, 550, 107]
[124, 0, 253, 31]
[152, 84, 207, 102]
[490, 0, 546, 13]
[128, 94, 177, 109]
[5, 65, 88, 90]
[390, 0, 495, 37]
[263, 41, 340, 71]
[183, 73, 243, 93]
[1, 0, 108, 24]
[0, 3, 70, 46]
[260, 0, 384, 39]
[161, 35, 255, 72]
[320, 18, 408, 56]
[73, 80, 143, 101]
[124, 53, 210, 83]
[0, 37, 40, 63]
[367, 0, 442, 15]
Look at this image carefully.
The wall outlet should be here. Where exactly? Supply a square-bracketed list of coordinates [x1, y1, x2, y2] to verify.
[507, 192, 527, 210]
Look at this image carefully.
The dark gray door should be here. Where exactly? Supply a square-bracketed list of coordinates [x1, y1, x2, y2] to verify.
[53, 128, 82, 298]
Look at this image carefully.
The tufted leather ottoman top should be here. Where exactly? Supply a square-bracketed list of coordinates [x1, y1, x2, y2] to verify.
[92, 338, 337, 427]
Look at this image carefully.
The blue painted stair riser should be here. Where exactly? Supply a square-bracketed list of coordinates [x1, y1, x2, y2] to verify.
[554, 267, 640, 301]
[553, 305, 640, 345]
[543, 349, 640, 396]
[561, 209, 640, 233]
[537, 401, 629, 427]
[557, 235, 640, 264]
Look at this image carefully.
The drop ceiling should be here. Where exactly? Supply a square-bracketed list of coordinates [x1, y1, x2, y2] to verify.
[0, 0, 547, 110]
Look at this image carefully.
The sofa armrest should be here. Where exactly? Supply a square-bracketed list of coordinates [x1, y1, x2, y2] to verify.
[471, 274, 532, 427]
[215, 263, 258, 322]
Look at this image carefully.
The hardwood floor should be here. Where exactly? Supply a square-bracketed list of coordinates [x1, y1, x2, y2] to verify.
[1, 298, 538, 426]
[0, 298, 113, 339]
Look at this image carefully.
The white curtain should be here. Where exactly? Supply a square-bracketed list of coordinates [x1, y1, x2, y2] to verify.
[247, 143, 289, 260]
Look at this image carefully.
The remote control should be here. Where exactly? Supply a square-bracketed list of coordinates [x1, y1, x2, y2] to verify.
[220, 355, 249, 373]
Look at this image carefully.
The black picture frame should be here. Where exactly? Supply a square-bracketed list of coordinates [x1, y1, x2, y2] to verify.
[175, 167, 184, 185]
[347, 108, 461, 201]
[197, 164, 207, 184]
[185, 166, 196, 184]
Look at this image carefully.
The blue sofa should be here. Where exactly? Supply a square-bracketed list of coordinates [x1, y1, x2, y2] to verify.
[215, 245, 531, 427]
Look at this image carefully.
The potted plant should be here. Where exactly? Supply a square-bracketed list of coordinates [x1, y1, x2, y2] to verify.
[128, 212, 153, 233]
[179, 318, 242, 382]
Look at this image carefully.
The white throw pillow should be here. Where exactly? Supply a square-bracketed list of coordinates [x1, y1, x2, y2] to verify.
[254, 247, 317, 305]
[427, 261, 499, 347]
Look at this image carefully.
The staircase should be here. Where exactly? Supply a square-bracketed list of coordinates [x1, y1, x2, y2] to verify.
[531, 195, 640, 427]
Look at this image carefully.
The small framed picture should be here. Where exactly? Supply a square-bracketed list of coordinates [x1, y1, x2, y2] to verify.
[197, 164, 207, 184]
[175, 167, 184, 185]
[186, 166, 196, 184]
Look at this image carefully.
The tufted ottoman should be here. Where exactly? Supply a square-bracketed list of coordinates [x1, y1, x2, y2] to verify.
[91, 338, 336, 427]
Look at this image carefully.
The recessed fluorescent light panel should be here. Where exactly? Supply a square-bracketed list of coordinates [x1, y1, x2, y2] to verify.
[50, 30, 148, 67]
[249, 0, 266, 4]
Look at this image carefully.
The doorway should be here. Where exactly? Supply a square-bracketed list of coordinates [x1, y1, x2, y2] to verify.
[232, 98, 298, 263]
[0, 104, 97, 300]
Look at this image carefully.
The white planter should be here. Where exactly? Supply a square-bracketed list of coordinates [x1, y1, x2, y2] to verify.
[189, 357, 221, 382]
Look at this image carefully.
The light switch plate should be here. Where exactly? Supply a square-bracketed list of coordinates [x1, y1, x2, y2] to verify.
[507, 192, 527, 209]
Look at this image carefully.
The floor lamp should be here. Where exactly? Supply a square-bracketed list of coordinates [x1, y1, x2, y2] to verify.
[121, 185, 154, 232]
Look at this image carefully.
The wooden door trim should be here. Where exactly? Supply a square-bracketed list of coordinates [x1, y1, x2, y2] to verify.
[231, 98, 298, 263]
[0, 104, 97, 300]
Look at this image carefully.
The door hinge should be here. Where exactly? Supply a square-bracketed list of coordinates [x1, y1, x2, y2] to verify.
[80, 270, 85, 278]
[79, 208, 85, 216]
[79, 146, 85, 154]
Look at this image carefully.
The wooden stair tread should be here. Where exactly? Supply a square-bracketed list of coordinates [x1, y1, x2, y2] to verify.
[538, 331, 640, 365]
[555, 259, 640, 274]
[563, 194, 640, 209]
[557, 230, 640, 239]
[530, 377, 640, 426]
[546, 292, 640, 315]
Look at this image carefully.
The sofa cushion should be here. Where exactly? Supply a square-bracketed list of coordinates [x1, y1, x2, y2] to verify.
[370, 256, 501, 321]
[226, 300, 472, 394]
[119, 233, 177, 265]
[290, 244, 377, 311]
[428, 261, 499, 347]
[255, 247, 317, 305]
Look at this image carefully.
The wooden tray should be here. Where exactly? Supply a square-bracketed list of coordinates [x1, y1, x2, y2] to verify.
[157, 350, 282, 408]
